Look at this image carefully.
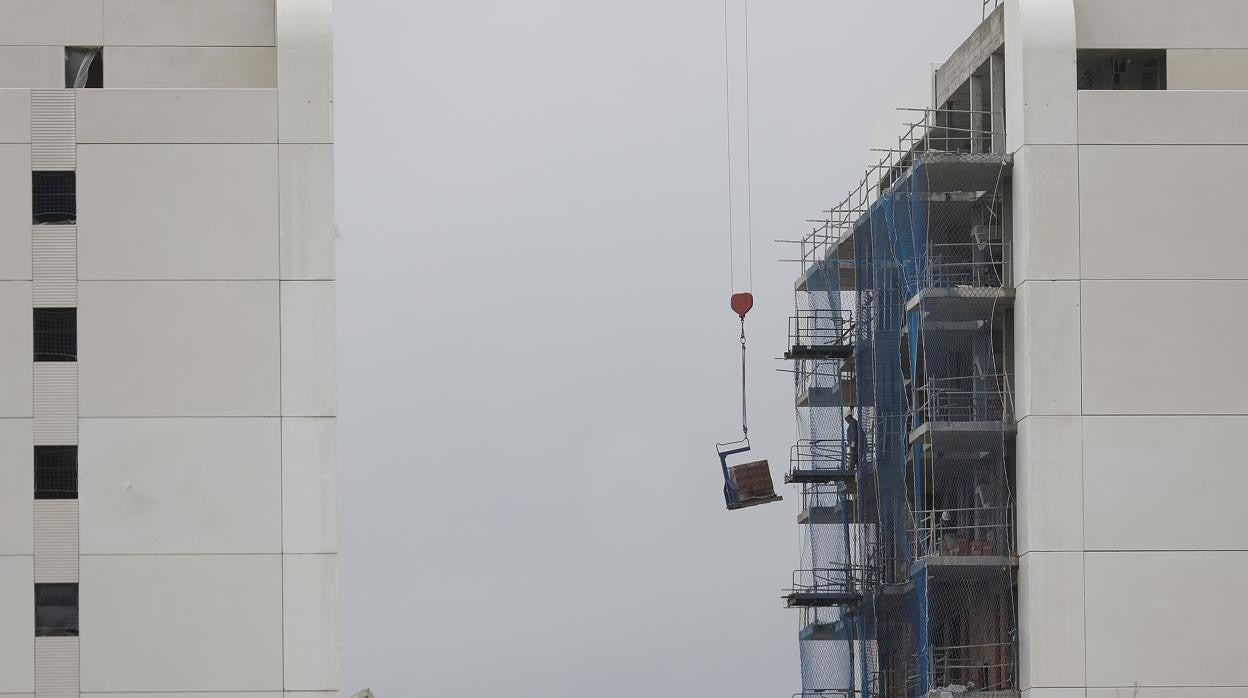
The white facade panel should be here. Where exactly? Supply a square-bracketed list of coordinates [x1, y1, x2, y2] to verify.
[30, 90, 75, 171]
[79, 418, 281, 554]
[34, 637, 77, 698]
[278, 0, 332, 52]
[77, 89, 277, 144]
[282, 418, 337, 553]
[1011, 145, 1079, 282]
[78, 281, 280, 417]
[1079, 91, 1248, 146]
[1014, 281, 1081, 418]
[1016, 416, 1083, 554]
[0, 0, 103, 46]
[1169, 49, 1248, 89]
[33, 363, 77, 445]
[0, 146, 33, 281]
[280, 144, 335, 280]
[77, 145, 278, 280]
[105, 47, 278, 89]
[1081, 280, 1248, 415]
[1080, 145, 1248, 280]
[278, 49, 334, 144]
[0, 420, 33, 555]
[32, 226, 77, 307]
[0, 282, 34, 418]
[1087, 690, 1248, 698]
[102, 0, 275, 47]
[0, 47, 64, 89]
[0, 556, 34, 693]
[283, 554, 339, 691]
[281, 281, 336, 417]
[33, 501, 78, 582]
[80, 554, 283, 692]
[1004, 0, 1078, 149]
[1018, 552, 1084, 690]
[1084, 551, 1248, 687]
[82, 695, 279, 698]
[1084, 416, 1248, 551]
[83, 695, 280, 698]
[0, 89, 31, 143]
[1074, 0, 1248, 48]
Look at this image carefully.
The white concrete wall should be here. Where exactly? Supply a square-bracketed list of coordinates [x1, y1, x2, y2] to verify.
[77, 145, 279, 280]
[80, 555, 283, 692]
[1074, 0, 1248, 49]
[283, 554, 339, 691]
[105, 47, 278, 88]
[282, 418, 337, 553]
[0, 556, 35, 693]
[79, 418, 281, 554]
[1013, 1, 1248, 693]
[0, 145, 32, 281]
[102, 0, 276, 47]
[0, 0, 104, 46]
[0, 420, 34, 556]
[78, 281, 281, 417]
[0, 283, 33, 418]
[0, 47, 65, 89]
[77, 89, 278, 144]
[279, 144, 336, 280]
[2, 0, 337, 691]
[0, 89, 31, 143]
[1169, 49, 1248, 89]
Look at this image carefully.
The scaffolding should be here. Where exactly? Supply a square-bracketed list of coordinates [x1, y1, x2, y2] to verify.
[783, 95, 1016, 697]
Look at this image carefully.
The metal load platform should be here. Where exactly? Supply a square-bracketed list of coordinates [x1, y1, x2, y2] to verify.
[786, 440, 856, 485]
[785, 568, 863, 608]
[785, 309, 854, 361]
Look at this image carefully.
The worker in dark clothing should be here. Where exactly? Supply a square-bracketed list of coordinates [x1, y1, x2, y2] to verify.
[845, 412, 862, 469]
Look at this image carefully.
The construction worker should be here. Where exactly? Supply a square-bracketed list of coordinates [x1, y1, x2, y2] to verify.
[845, 411, 862, 469]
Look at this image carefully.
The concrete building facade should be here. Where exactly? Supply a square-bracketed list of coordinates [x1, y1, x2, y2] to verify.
[783, 2, 1247, 697]
[0, 2, 338, 696]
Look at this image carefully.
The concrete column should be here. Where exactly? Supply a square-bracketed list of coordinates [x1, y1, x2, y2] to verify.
[990, 53, 1006, 153]
[970, 72, 986, 154]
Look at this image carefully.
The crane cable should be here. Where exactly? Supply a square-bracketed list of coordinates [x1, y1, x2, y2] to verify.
[725, 0, 756, 438]
[724, 0, 756, 294]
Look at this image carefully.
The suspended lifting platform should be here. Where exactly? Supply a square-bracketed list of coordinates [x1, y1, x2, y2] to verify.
[784, 568, 862, 608]
[718, 439, 783, 511]
[784, 309, 855, 361]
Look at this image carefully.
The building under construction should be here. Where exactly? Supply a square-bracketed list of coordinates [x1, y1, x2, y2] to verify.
[781, 2, 1248, 696]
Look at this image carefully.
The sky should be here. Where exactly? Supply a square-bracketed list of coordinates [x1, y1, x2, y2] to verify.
[334, 2, 983, 695]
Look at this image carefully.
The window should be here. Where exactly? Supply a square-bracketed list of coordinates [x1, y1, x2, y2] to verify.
[35, 584, 78, 637]
[35, 447, 77, 500]
[1078, 49, 1167, 90]
[33, 308, 76, 362]
[32, 172, 76, 224]
[65, 47, 102, 88]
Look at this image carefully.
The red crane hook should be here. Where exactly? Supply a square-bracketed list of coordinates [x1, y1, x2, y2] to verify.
[730, 292, 754, 320]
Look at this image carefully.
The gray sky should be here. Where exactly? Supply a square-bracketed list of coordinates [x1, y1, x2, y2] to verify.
[335, 2, 981, 695]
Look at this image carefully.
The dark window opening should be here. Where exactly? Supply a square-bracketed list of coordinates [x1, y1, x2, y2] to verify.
[33, 308, 76, 362]
[32, 172, 76, 224]
[35, 447, 77, 500]
[35, 584, 78, 637]
[65, 47, 103, 88]
[1078, 49, 1167, 90]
